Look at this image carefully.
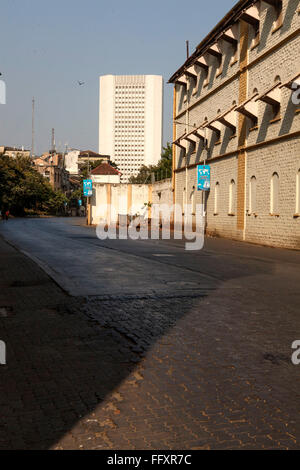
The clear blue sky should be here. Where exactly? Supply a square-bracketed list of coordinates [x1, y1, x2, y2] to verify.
[0, 0, 235, 155]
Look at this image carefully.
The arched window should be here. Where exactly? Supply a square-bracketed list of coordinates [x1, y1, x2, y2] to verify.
[214, 182, 220, 215]
[249, 176, 257, 214]
[272, 76, 281, 120]
[270, 172, 279, 215]
[274, 75, 281, 84]
[296, 170, 300, 215]
[229, 179, 236, 215]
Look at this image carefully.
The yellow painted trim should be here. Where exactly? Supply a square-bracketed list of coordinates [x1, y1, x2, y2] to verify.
[106, 184, 111, 225]
[148, 185, 152, 219]
[127, 184, 132, 215]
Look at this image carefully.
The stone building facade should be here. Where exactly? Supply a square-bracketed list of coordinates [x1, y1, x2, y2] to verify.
[33, 153, 69, 192]
[169, 0, 300, 249]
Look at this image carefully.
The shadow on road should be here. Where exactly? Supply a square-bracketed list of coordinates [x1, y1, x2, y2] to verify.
[0, 229, 299, 450]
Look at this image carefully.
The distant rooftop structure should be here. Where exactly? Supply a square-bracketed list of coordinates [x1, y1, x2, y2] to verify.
[91, 162, 121, 184]
[91, 162, 121, 176]
[79, 150, 110, 162]
[64, 149, 111, 176]
[0, 146, 30, 158]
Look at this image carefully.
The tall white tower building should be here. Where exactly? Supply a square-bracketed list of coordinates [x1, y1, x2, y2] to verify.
[99, 75, 163, 182]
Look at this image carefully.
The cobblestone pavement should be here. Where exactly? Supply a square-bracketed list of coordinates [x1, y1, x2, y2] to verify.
[0, 227, 299, 449]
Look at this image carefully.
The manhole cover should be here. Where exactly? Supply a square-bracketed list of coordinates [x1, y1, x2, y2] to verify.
[0, 307, 14, 318]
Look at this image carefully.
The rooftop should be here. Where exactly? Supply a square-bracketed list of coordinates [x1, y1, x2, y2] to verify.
[79, 150, 110, 159]
[91, 162, 121, 176]
[168, 0, 254, 83]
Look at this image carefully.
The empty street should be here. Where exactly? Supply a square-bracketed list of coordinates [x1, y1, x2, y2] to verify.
[0, 217, 299, 449]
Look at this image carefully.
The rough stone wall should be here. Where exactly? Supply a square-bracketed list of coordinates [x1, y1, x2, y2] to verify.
[174, 0, 300, 249]
[151, 179, 173, 207]
[246, 138, 300, 249]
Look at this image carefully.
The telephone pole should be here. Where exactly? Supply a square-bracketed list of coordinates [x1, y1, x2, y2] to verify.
[31, 97, 35, 158]
[51, 128, 55, 154]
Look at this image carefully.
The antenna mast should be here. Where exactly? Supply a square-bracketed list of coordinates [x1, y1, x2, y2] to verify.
[51, 128, 56, 154]
[186, 40, 189, 59]
[31, 97, 35, 158]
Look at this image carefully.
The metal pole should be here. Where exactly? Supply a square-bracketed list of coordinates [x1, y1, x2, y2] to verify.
[87, 152, 91, 225]
[203, 127, 208, 224]
[185, 79, 189, 212]
[51, 128, 55, 155]
[31, 97, 35, 158]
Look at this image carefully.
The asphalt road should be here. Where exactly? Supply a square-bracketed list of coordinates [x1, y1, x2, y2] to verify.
[1, 217, 300, 449]
[0, 217, 299, 299]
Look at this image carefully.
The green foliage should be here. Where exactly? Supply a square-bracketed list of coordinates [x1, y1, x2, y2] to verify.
[68, 188, 83, 207]
[0, 155, 55, 215]
[129, 143, 173, 184]
[109, 161, 120, 171]
[161, 142, 172, 161]
[78, 160, 102, 180]
[0, 154, 71, 216]
[45, 190, 68, 214]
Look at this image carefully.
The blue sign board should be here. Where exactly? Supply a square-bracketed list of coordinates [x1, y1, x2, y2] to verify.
[197, 165, 211, 191]
[83, 179, 93, 197]
[78, 199, 82, 206]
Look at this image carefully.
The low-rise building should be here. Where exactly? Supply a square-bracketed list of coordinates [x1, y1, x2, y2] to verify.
[169, 0, 300, 249]
[33, 153, 69, 192]
[79, 150, 110, 165]
[64, 149, 80, 175]
[0, 146, 30, 158]
[91, 162, 121, 184]
[64, 149, 110, 176]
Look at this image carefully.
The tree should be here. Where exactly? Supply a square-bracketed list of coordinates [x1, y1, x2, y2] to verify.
[129, 143, 173, 184]
[78, 160, 102, 180]
[161, 142, 172, 161]
[68, 188, 83, 208]
[46, 190, 68, 214]
[109, 161, 120, 171]
[0, 155, 55, 215]
[0, 154, 67, 216]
